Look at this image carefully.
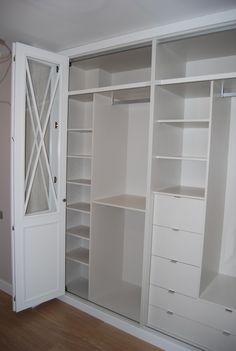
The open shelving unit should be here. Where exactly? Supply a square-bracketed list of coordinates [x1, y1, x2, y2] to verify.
[152, 80, 211, 198]
[147, 29, 236, 350]
[69, 45, 152, 91]
[65, 91, 94, 301]
[155, 29, 236, 81]
[66, 46, 152, 315]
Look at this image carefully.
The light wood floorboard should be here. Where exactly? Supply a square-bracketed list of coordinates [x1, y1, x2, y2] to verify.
[0, 291, 163, 351]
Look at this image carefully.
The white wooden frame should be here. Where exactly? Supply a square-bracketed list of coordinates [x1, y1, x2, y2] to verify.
[11, 43, 69, 311]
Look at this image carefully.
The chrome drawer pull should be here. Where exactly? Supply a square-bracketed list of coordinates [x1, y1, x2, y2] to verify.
[170, 259, 178, 263]
[225, 308, 233, 313]
[171, 228, 179, 231]
[222, 330, 231, 336]
[167, 310, 174, 315]
[168, 289, 176, 294]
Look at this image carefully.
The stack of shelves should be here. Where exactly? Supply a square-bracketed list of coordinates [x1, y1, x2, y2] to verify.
[65, 93, 93, 299]
[152, 81, 211, 200]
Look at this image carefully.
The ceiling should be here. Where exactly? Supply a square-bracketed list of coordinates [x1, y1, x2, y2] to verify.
[0, 0, 236, 52]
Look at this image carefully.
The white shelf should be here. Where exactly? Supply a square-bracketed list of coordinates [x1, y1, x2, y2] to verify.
[154, 186, 205, 199]
[156, 119, 209, 128]
[67, 202, 90, 213]
[66, 278, 89, 300]
[66, 248, 89, 265]
[156, 72, 236, 86]
[67, 154, 92, 159]
[93, 194, 146, 212]
[94, 282, 141, 322]
[67, 128, 92, 133]
[154, 155, 207, 162]
[67, 178, 91, 186]
[201, 274, 236, 310]
[68, 81, 151, 97]
[67, 225, 90, 240]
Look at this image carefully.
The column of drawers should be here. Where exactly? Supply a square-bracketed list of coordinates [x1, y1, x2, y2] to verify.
[148, 193, 236, 351]
[151, 193, 205, 298]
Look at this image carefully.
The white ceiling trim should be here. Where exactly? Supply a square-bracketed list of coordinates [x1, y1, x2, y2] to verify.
[60, 8, 236, 58]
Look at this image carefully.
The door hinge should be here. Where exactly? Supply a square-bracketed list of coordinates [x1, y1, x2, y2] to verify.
[12, 225, 15, 231]
[55, 121, 58, 129]
[13, 295, 16, 302]
[69, 61, 72, 67]
[56, 65, 59, 73]
[13, 55, 16, 62]
[53, 176, 57, 184]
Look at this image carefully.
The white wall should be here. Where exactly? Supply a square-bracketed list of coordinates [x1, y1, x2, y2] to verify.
[0, 59, 12, 286]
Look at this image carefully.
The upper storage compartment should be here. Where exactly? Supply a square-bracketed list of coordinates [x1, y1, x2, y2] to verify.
[69, 45, 152, 91]
[156, 29, 236, 81]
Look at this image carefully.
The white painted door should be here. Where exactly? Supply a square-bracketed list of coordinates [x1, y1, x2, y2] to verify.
[11, 43, 68, 312]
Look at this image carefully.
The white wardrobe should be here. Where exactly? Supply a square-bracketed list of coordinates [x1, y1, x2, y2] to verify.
[65, 45, 152, 321]
[11, 28, 236, 351]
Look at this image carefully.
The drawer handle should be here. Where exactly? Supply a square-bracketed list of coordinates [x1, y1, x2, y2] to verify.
[167, 310, 174, 315]
[222, 330, 231, 336]
[170, 259, 178, 263]
[168, 289, 176, 294]
[225, 308, 233, 313]
[171, 228, 179, 231]
[174, 195, 181, 198]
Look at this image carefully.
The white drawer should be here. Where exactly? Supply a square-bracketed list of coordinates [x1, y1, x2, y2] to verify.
[153, 194, 205, 233]
[152, 225, 203, 266]
[149, 285, 236, 336]
[148, 305, 236, 351]
[150, 256, 200, 298]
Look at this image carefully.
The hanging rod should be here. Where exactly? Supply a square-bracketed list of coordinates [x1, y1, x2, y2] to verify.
[111, 91, 150, 105]
[220, 80, 236, 98]
[112, 97, 150, 105]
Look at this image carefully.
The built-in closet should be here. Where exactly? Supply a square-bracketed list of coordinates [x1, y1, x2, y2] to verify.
[11, 28, 236, 351]
[148, 30, 236, 351]
[65, 46, 152, 321]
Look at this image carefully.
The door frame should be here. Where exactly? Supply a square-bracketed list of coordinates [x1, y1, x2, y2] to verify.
[11, 42, 69, 311]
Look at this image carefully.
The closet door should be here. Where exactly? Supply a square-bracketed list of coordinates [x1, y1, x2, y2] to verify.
[11, 43, 68, 312]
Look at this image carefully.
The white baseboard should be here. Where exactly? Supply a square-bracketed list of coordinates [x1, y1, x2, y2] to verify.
[60, 294, 197, 351]
[0, 279, 12, 295]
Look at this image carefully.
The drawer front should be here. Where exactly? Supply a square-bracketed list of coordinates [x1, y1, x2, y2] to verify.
[149, 285, 236, 336]
[152, 225, 203, 266]
[153, 194, 205, 233]
[148, 305, 236, 351]
[150, 256, 200, 298]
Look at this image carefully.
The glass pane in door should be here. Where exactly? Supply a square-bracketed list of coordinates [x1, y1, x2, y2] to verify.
[24, 58, 59, 215]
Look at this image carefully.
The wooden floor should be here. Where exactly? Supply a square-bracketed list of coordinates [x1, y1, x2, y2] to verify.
[0, 291, 163, 351]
